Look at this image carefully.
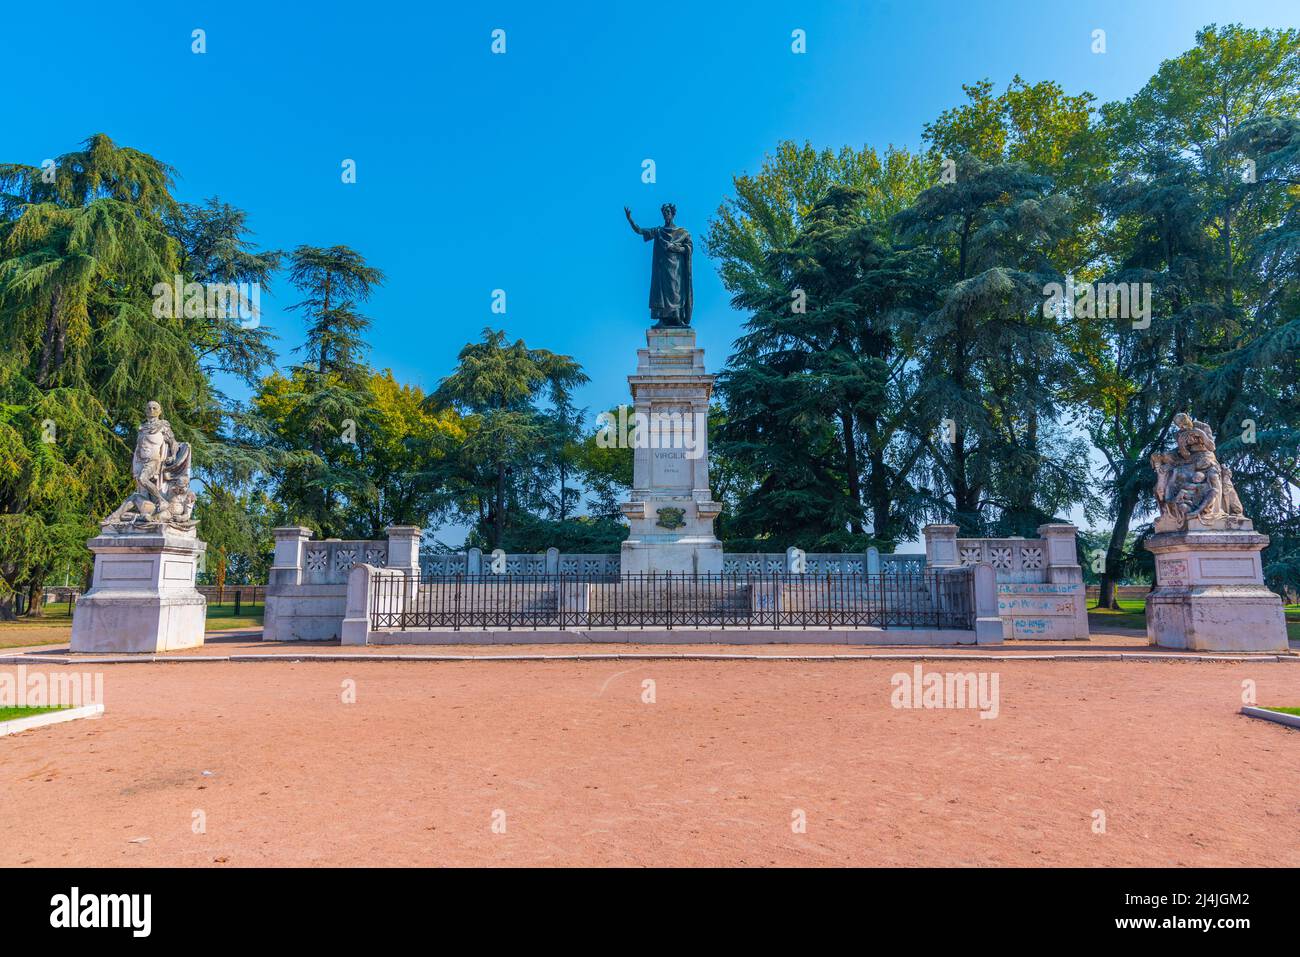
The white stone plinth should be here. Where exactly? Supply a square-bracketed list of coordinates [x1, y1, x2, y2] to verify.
[1144, 529, 1287, 652]
[620, 327, 723, 575]
[70, 531, 207, 653]
[619, 527, 724, 575]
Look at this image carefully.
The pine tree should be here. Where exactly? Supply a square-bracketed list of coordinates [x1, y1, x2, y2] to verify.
[0, 134, 212, 616]
[260, 245, 385, 536]
[431, 329, 586, 548]
[894, 154, 1090, 534]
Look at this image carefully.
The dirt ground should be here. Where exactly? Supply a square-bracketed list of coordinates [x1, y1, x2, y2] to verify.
[5, 627, 1157, 658]
[1, 657, 1297, 866]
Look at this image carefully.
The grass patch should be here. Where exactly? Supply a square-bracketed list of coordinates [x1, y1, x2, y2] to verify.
[0, 599, 263, 647]
[0, 705, 65, 722]
[1262, 706, 1300, 717]
[207, 601, 263, 631]
[0, 605, 73, 623]
[1087, 598, 1147, 631]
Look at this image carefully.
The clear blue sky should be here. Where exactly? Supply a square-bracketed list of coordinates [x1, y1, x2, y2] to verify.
[3, 1, 1297, 545]
[5, 0, 1296, 408]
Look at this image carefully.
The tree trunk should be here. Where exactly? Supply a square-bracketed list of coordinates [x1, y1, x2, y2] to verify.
[35, 290, 63, 387]
[26, 579, 45, 618]
[558, 459, 569, 523]
[866, 442, 895, 547]
[949, 432, 982, 534]
[839, 409, 864, 535]
[1097, 483, 1139, 610]
[494, 460, 507, 548]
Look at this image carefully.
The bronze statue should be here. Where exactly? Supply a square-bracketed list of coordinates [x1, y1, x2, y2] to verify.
[624, 203, 693, 327]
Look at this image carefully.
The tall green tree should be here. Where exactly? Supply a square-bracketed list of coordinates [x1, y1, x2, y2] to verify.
[1079, 23, 1300, 602]
[1219, 115, 1300, 589]
[168, 196, 283, 571]
[431, 329, 586, 548]
[707, 142, 932, 547]
[0, 134, 217, 616]
[258, 245, 385, 536]
[719, 186, 929, 548]
[894, 154, 1092, 534]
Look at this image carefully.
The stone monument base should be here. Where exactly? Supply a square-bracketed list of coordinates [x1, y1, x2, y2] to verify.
[618, 325, 724, 576]
[1144, 529, 1287, 652]
[70, 531, 207, 653]
[619, 525, 723, 576]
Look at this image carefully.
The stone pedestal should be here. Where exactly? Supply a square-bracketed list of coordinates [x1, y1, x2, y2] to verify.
[924, 523, 1089, 639]
[923, 524, 959, 567]
[620, 327, 723, 575]
[70, 531, 207, 653]
[1145, 529, 1287, 652]
[264, 525, 420, 642]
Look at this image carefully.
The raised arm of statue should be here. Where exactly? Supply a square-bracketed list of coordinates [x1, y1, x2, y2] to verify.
[624, 206, 651, 239]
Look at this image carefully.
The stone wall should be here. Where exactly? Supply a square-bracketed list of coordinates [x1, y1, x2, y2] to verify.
[341, 560, 1002, 646]
[270, 525, 1082, 642]
[923, 523, 1089, 640]
[264, 525, 419, 641]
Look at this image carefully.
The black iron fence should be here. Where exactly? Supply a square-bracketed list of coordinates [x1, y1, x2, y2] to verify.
[370, 569, 975, 631]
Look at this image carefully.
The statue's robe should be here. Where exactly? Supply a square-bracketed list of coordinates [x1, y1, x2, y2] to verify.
[639, 225, 692, 326]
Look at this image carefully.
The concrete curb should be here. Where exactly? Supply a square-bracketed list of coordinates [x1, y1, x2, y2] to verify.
[1119, 653, 1286, 663]
[0, 651, 1293, 665]
[1240, 706, 1300, 730]
[0, 703, 104, 737]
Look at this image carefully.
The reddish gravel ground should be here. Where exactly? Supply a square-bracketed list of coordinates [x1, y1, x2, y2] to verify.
[1, 657, 1297, 866]
[2, 628, 1156, 658]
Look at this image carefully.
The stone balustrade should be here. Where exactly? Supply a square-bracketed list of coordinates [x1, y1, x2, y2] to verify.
[721, 550, 925, 576]
[264, 525, 419, 641]
[422, 549, 621, 578]
[267, 524, 1082, 642]
[923, 523, 1088, 640]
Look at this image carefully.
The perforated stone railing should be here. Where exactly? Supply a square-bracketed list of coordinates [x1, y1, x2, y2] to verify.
[421, 549, 621, 578]
[421, 551, 921, 578]
[953, 539, 1048, 584]
[344, 548, 931, 579]
[721, 551, 925, 575]
[420, 553, 467, 577]
[300, 539, 389, 584]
